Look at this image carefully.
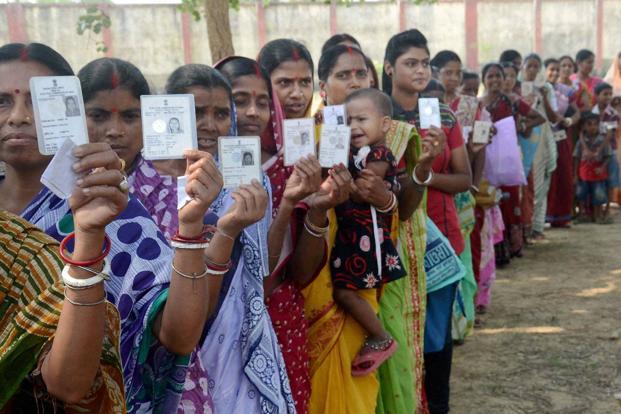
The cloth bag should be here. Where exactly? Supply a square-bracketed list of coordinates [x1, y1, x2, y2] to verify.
[424, 217, 466, 293]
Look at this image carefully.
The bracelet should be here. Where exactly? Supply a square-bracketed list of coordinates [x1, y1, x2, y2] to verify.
[217, 228, 236, 242]
[304, 221, 326, 238]
[470, 184, 480, 193]
[204, 256, 232, 274]
[59, 233, 111, 267]
[173, 225, 216, 242]
[170, 240, 210, 250]
[172, 263, 209, 279]
[62, 261, 110, 289]
[63, 288, 106, 306]
[376, 193, 398, 214]
[304, 214, 329, 235]
[412, 165, 433, 186]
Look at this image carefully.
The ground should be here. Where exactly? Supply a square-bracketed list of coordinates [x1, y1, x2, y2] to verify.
[451, 210, 621, 414]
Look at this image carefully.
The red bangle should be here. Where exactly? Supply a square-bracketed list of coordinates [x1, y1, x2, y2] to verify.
[59, 232, 112, 267]
[173, 225, 216, 242]
[205, 256, 232, 272]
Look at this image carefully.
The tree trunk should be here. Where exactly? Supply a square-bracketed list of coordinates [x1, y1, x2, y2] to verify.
[204, 0, 235, 63]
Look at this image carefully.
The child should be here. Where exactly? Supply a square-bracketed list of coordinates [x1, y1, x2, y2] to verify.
[460, 71, 480, 97]
[330, 88, 405, 375]
[574, 112, 612, 224]
[593, 83, 621, 209]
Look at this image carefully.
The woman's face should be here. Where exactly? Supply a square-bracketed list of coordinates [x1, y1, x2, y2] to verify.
[232, 74, 271, 136]
[0, 60, 54, 170]
[546, 62, 560, 83]
[270, 60, 313, 119]
[523, 58, 540, 82]
[559, 58, 575, 79]
[320, 52, 369, 106]
[386, 46, 431, 94]
[578, 56, 595, 76]
[501, 67, 516, 93]
[85, 87, 142, 168]
[187, 86, 231, 156]
[484, 66, 504, 94]
[438, 60, 463, 95]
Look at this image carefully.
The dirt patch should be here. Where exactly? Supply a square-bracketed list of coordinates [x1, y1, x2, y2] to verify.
[451, 209, 621, 414]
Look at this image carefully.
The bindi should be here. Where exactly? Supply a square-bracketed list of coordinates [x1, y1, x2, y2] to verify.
[14, 89, 20, 94]
[110, 107, 118, 113]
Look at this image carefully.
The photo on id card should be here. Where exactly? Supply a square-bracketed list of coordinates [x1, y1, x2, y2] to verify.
[283, 118, 315, 166]
[319, 125, 350, 168]
[418, 97, 441, 129]
[141, 94, 197, 160]
[30, 76, 89, 155]
[218, 136, 261, 188]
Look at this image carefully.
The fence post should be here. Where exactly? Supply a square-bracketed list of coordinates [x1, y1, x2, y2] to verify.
[330, 0, 337, 35]
[595, 0, 604, 70]
[397, 0, 407, 32]
[256, 0, 267, 48]
[464, 0, 478, 69]
[181, 12, 193, 64]
[6, 4, 28, 43]
[533, 0, 542, 54]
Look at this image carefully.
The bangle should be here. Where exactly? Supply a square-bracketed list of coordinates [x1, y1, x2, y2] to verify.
[376, 193, 398, 214]
[62, 261, 110, 289]
[205, 256, 232, 271]
[304, 214, 329, 235]
[470, 185, 480, 193]
[173, 225, 216, 242]
[63, 288, 106, 306]
[304, 221, 326, 238]
[412, 165, 433, 186]
[172, 263, 209, 279]
[59, 233, 111, 267]
[171, 240, 210, 250]
[217, 228, 236, 241]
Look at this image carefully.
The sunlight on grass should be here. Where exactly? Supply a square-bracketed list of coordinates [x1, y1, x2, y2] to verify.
[477, 326, 564, 335]
[576, 281, 617, 297]
[571, 309, 588, 314]
[610, 268, 621, 275]
[531, 277, 549, 282]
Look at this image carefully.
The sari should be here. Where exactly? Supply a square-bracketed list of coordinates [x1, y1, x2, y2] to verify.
[473, 206, 504, 308]
[0, 211, 125, 413]
[21, 190, 187, 413]
[127, 154, 178, 240]
[604, 57, 621, 94]
[377, 121, 427, 414]
[180, 176, 295, 414]
[570, 74, 602, 110]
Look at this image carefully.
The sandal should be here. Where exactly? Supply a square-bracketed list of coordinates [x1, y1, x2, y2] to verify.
[598, 216, 614, 225]
[351, 337, 398, 377]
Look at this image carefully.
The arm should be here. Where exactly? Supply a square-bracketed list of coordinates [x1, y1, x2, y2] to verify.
[42, 144, 128, 403]
[353, 160, 390, 208]
[287, 166, 353, 288]
[428, 144, 472, 195]
[540, 88, 562, 124]
[471, 147, 486, 189]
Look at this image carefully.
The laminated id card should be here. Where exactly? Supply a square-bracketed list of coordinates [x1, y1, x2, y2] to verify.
[323, 105, 347, 126]
[472, 120, 492, 145]
[141, 94, 197, 160]
[30, 76, 89, 155]
[419, 98, 441, 129]
[283, 118, 315, 166]
[218, 136, 262, 188]
[319, 125, 350, 168]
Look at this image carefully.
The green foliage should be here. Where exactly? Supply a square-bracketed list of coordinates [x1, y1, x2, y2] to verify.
[178, 0, 242, 21]
[76, 5, 111, 53]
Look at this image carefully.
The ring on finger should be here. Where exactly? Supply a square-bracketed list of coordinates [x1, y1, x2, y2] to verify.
[118, 177, 130, 192]
[119, 158, 126, 172]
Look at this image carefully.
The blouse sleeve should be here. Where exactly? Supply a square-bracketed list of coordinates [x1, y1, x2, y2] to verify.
[515, 98, 533, 117]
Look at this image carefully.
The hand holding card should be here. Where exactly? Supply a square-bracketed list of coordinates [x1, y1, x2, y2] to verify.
[30, 76, 89, 155]
[40, 138, 79, 199]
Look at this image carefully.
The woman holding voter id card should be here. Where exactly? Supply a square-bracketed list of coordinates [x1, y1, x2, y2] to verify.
[0, 43, 249, 413]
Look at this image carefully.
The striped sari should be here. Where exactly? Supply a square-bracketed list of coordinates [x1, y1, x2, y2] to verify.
[0, 211, 125, 413]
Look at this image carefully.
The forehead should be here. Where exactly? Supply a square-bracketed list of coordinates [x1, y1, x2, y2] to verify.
[396, 47, 430, 61]
[346, 96, 378, 114]
[189, 86, 231, 107]
[0, 60, 57, 92]
[231, 74, 270, 95]
[333, 52, 367, 71]
[86, 87, 139, 107]
[272, 60, 312, 78]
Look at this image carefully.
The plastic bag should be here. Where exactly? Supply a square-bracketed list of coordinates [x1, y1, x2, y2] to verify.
[484, 116, 527, 187]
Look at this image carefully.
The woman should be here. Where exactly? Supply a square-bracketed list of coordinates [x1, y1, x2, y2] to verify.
[1, 204, 126, 410]
[480, 63, 544, 263]
[217, 55, 343, 414]
[570, 49, 603, 109]
[77, 58, 179, 239]
[320, 34, 380, 90]
[520, 53, 559, 240]
[545, 58, 579, 228]
[164, 63, 314, 413]
[0, 42, 254, 413]
[384, 29, 466, 414]
[604, 51, 621, 94]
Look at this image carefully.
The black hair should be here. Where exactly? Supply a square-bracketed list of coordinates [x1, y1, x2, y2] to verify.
[78, 58, 150, 103]
[462, 71, 479, 83]
[579, 111, 599, 129]
[523, 53, 542, 66]
[423, 78, 445, 93]
[216, 56, 272, 97]
[575, 49, 595, 64]
[165, 64, 232, 98]
[382, 29, 430, 95]
[318, 44, 367, 81]
[559, 55, 577, 72]
[499, 49, 522, 64]
[321, 33, 361, 55]
[544, 58, 559, 68]
[0, 42, 73, 76]
[258, 39, 314, 78]
[482, 62, 505, 80]
[345, 88, 393, 117]
[500, 61, 519, 75]
[365, 55, 380, 90]
[430, 50, 461, 72]
[594, 82, 612, 96]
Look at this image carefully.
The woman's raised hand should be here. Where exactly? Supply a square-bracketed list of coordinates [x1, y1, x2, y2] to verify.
[282, 155, 322, 205]
[217, 180, 268, 238]
[308, 164, 352, 211]
[419, 126, 446, 166]
[178, 150, 223, 234]
[70, 143, 129, 233]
